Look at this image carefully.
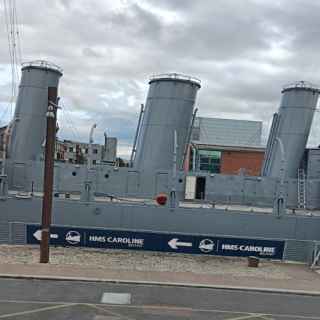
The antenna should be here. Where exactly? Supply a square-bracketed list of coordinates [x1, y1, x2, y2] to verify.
[88, 123, 97, 170]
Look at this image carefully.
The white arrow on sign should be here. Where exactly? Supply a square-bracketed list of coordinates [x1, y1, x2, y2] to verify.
[33, 230, 59, 241]
[168, 238, 192, 250]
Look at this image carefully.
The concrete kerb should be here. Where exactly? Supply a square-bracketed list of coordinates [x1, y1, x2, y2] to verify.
[1, 273, 320, 297]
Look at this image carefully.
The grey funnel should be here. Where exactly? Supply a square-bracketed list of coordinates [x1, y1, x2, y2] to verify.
[8, 61, 63, 162]
[262, 81, 320, 178]
[133, 73, 200, 172]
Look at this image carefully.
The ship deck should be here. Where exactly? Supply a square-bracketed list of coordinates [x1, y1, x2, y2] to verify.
[8, 190, 320, 217]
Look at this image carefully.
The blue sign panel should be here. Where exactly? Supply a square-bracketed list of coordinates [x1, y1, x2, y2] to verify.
[26, 224, 285, 259]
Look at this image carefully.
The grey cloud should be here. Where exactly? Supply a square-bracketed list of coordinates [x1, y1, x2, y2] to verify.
[1, 0, 320, 157]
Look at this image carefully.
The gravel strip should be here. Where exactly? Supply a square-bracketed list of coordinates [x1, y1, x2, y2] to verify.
[0, 245, 296, 280]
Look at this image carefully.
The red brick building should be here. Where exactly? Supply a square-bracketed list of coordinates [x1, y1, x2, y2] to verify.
[220, 149, 265, 176]
[186, 144, 265, 176]
[186, 117, 265, 176]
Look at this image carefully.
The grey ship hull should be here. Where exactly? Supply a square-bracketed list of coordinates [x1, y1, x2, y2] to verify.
[1, 195, 320, 242]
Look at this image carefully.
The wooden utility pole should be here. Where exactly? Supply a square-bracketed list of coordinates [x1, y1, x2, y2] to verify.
[40, 87, 57, 263]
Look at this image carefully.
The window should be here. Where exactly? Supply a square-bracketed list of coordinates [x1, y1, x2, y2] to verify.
[69, 147, 74, 152]
[198, 150, 221, 173]
[93, 149, 98, 154]
[191, 127, 200, 141]
[92, 160, 96, 165]
[85, 148, 88, 154]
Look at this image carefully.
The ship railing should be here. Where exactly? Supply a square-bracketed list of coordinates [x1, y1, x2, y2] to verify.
[282, 80, 320, 92]
[150, 73, 201, 85]
[21, 60, 63, 74]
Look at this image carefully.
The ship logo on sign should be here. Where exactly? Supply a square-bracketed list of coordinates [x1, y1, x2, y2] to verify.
[199, 239, 214, 253]
[65, 231, 81, 244]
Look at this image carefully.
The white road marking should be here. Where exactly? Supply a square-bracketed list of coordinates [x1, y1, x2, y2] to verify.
[101, 293, 131, 305]
[93, 316, 121, 320]
[94, 304, 320, 320]
[0, 299, 318, 319]
[0, 299, 77, 305]
[87, 304, 134, 320]
[0, 303, 74, 318]
[224, 314, 268, 320]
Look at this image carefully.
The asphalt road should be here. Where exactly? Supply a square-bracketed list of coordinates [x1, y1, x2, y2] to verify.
[0, 278, 319, 319]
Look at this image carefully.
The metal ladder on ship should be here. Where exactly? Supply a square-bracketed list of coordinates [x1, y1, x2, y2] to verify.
[297, 168, 306, 209]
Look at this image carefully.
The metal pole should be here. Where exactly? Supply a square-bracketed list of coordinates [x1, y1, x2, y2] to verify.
[180, 108, 198, 170]
[274, 137, 286, 217]
[276, 137, 286, 187]
[192, 145, 196, 172]
[130, 104, 144, 167]
[103, 131, 107, 161]
[40, 87, 57, 263]
[1, 127, 8, 176]
[170, 130, 178, 208]
[172, 130, 177, 184]
[88, 123, 97, 171]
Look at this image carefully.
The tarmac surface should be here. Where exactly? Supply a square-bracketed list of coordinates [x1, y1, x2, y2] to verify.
[0, 278, 320, 320]
[2, 245, 320, 294]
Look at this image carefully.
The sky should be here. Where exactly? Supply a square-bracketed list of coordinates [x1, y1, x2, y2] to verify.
[1, 0, 320, 158]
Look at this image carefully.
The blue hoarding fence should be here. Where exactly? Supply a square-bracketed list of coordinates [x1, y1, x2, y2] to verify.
[26, 224, 285, 260]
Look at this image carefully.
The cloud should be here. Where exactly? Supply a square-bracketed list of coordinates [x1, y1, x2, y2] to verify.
[1, 0, 320, 157]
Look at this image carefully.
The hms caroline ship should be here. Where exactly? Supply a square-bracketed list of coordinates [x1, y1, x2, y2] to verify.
[0, 60, 319, 264]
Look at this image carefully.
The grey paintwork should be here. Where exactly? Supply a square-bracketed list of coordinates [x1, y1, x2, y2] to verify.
[6, 150, 320, 210]
[2, 62, 320, 251]
[6, 70, 194, 200]
[203, 172, 320, 209]
[8, 63, 62, 162]
[5, 159, 186, 200]
[306, 149, 320, 179]
[1, 196, 320, 241]
[262, 82, 319, 178]
[133, 75, 200, 172]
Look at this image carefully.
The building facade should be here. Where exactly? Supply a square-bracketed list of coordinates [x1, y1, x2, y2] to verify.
[186, 117, 265, 176]
[55, 136, 117, 165]
[1, 122, 117, 166]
